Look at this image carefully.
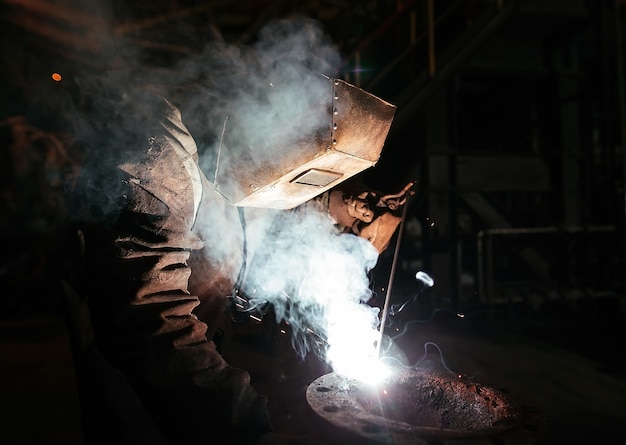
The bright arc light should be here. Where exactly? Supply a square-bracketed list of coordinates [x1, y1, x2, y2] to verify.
[332, 352, 392, 385]
[324, 308, 394, 385]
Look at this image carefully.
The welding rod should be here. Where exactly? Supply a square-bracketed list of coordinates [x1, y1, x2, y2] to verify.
[376, 189, 412, 358]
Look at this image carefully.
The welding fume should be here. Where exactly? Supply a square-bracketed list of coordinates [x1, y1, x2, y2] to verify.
[64, 15, 412, 445]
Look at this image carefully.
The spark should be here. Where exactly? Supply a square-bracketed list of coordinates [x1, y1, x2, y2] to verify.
[333, 352, 392, 385]
[51, 72, 62, 81]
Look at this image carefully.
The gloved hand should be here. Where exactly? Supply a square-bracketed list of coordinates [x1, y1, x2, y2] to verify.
[327, 181, 415, 253]
[356, 182, 415, 253]
[371, 181, 415, 217]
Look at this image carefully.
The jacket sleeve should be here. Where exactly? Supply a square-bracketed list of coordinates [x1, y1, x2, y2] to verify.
[80, 97, 271, 444]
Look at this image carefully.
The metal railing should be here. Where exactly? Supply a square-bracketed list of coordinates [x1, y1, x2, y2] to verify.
[476, 225, 617, 304]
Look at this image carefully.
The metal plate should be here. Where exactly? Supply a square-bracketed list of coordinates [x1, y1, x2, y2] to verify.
[307, 369, 544, 445]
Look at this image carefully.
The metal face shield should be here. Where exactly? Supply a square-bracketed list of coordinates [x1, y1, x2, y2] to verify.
[212, 76, 396, 209]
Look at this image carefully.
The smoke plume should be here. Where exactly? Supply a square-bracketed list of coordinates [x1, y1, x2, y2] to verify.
[60, 8, 387, 376]
[182, 16, 385, 375]
[240, 199, 382, 367]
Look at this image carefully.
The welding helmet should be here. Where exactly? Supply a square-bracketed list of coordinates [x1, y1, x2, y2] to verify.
[211, 75, 396, 209]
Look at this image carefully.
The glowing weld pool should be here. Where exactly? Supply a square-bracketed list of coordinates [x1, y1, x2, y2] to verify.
[306, 369, 542, 444]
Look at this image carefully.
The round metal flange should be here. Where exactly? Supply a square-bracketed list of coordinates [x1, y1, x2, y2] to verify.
[306, 369, 545, 445]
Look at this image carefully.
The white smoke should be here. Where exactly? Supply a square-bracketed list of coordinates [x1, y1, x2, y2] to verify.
[182, 16, 340, 191]
[183, 17, 391, 378]
[241, 199, 384, 376]
[61, 8, 391, 379]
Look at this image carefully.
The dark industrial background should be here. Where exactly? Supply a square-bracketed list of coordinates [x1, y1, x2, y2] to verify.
[1, 1, 625, 444]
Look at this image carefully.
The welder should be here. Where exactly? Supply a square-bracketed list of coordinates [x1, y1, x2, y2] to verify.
[64, 74, 410, 445]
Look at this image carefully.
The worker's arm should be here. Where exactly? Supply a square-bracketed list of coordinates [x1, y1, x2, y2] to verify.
[78, 96, 271, 444]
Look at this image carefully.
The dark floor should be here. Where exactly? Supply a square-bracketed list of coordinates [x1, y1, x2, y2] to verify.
[0, 316, 84, 445]
[1, 299, 626, 445]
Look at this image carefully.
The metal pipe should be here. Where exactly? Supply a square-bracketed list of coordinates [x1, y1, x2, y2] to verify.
[615, 0, 626, 237]
[410, 7, 417, 45]
[478, 225, 615, 237]
[477, 230, 485, 303]
[427, 0, 436, 77]
[114, 4, 210, 35]
[377, 199, 411, 358]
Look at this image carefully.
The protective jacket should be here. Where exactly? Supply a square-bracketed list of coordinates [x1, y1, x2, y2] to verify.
[71, 93, 272, 444]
